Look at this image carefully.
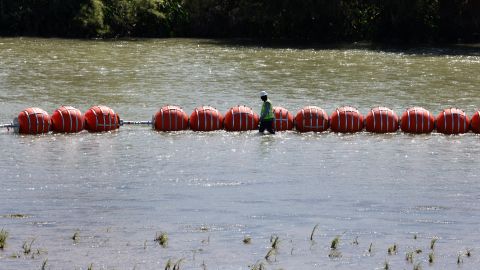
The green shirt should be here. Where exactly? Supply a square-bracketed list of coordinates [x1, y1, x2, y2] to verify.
[261, 100, 274, 120]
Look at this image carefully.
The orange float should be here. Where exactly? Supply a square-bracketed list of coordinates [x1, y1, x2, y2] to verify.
[153, 105, 188, 131]
[330, 106, 364, 133]
[400, 107, 434, 134]
[189, 106, 224, 131]
[17, 107, 51, 134]
[273, 107, 294, 131]
[224, 105, 259, 131]
[470, 110, 480, 134]
[436, 108, 470, 134]
[84, 105, 120, 132]
[365, 107, 399, 133]
[51, 106, 84, 133]
[294, 106, 329, 132]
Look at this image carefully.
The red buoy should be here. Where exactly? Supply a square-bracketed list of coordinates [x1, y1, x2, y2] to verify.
[84, 105, 120, 132]
[470, 110, 480, 134]
[294, 106, 329, 132]
[330, 106, 364, 133]
[400, 107, 434, 134]
[51, 106, 84, 133]
[273, 107, 293, 131]
[224, 105, 259, 131]
[436, 108, 470, 134]
[365, 107, 399, 133]
[189, 106, 224, 131]
[17, 107, 50, 134]
[153, 105, 188, 131]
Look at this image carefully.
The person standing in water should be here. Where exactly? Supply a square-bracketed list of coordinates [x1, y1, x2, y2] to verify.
[259, 91, 275, 134]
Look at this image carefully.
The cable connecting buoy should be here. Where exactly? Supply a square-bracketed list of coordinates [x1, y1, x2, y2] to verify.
[436, 108, 470, 134]
[189, 106, 224, 131]
[273, 107, 293, 131]
[224, 105, 259, 131]
[294, 106, 329, 132]
[17, 107, 51, 134]
[400, 107, 434, 134]
[330, 106, 364, 133]
[153, 105, 188, 131]
[84, 105, 120, 132]
[51, 106, 84, 133]
[470, 110, 480, 134]
[365, 107, 399, 133]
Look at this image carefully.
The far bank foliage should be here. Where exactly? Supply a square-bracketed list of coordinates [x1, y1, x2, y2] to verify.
[0, 0, 479, 43]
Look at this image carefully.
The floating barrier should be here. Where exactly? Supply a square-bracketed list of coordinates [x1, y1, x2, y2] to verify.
[189, 106, 224, 131]
[17, 107, 50, 134]
[294, 106, 329, 132]
[470, 111, 480, 134]
[3, 104, 480, 135]
[224, 105, 259, 131]
[436, 108, 470, 134]
[330, 106, 364, 133]
[365, 107, 399, 133]
[153, 105, 188, 131]
[400, 107, 434, 134]
[84, 105, 120, 132]
[273, 107, 294, 131]
[51, 106, 84, 133]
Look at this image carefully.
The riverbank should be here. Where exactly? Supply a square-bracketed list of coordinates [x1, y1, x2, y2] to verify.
[1, 1, 479, 43]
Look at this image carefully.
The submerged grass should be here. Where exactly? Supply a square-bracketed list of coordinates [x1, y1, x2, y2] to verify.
[22, 239, 35, 255]
[0, 228, 8, 249]
[155, 232, 168, 248]
[331, 236, 340, 250]
[243, 236, 252, 244]
[310, 224, 319, 241]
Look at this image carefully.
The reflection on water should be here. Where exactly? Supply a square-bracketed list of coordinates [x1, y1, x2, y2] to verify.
[1, 38, 480, 269]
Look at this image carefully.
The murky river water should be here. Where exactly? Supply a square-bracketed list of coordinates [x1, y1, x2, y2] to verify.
[1, 38, 480, 269]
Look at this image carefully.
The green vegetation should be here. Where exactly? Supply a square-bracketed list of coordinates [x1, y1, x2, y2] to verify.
[0, 228, 8, 249]
[0, 0, 478, 43]
[154, 231, 169, 248]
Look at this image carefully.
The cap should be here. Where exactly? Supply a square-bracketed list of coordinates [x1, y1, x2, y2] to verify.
[260, 91, 268, 97]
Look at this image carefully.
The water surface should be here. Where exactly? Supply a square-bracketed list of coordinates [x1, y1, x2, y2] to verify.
[1, 38, 480, 269]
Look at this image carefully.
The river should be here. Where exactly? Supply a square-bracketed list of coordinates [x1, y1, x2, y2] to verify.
[0, 38, 480, 269]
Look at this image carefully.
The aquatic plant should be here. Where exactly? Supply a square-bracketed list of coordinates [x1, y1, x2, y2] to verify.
[465, 248, 472, 257]
[270, 235, 280, 250]
[0, 228, 8, 249]
[173, 258, 184, 270]
[331, 236, 340, 250]
[88, 263, 93, 270]
[243, 236, 252, 244]
[310, 224, 319, 241]
[430, 237, 437, 250]
[368, 243, 373, 254]
[413, 234, 417, 240]
[413, 262, 422, 270]
[457, 253, 463, 264]
[22, 239, 35, 255]
[405, 251, 414, 263]
[72, 231, 80, 243]
[384, 260, 389, 270]
[387, 243, 397, 255]
[41, 259, 48, 270]
[428, 252, 434, 264]
[155, 232, 168, 248]
[165, 259, 173, 270]
[250, 261, 266, 270]
[352, 236, 359, 245]
[265, 248, 276, 262]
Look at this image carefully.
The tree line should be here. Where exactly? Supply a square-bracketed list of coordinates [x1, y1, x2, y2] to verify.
[0, 0, 478, 43]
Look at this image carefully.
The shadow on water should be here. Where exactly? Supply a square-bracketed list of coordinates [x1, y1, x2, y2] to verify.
[199, 38, 480, 56]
